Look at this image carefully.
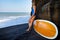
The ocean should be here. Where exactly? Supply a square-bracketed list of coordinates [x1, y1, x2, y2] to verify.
[0, 12, 30, 16]
[0, 12, 30, 28]
[0, 12, 30, 19]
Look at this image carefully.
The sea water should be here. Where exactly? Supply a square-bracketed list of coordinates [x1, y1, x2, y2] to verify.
[0, 12, 30, 28]
[0, 12, 30, 19]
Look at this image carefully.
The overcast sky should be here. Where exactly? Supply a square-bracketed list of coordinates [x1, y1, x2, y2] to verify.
[0, 0, 32, 12]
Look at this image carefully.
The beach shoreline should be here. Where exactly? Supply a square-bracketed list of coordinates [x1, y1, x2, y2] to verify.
[0, 16, 30, 28]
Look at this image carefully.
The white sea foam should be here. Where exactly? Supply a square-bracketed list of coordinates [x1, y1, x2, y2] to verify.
[0, 16, 30, 23]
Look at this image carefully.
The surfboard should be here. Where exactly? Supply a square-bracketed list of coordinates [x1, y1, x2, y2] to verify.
[33, 19, 58, 39]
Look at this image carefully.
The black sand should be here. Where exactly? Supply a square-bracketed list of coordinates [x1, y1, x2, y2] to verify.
[0, 23, 60, 40]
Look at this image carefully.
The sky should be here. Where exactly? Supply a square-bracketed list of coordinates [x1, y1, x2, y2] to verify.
[0, 0, 32, 12]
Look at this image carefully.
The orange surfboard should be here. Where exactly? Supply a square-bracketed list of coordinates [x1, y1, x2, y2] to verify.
[34, 19, 58, 39]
